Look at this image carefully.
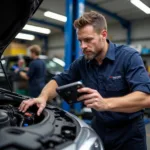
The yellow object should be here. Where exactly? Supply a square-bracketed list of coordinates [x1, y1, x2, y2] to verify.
[148, 66, 150, 73]
[3, 42, 27, 56]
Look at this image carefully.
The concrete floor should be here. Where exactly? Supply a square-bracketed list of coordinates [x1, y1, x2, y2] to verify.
[146, 124, 150, 150]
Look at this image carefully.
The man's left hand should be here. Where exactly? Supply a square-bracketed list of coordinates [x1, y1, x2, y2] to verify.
[77, 87, 109, 111]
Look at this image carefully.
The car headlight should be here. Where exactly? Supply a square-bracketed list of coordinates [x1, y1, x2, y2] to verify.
[75, 127, 104, 150]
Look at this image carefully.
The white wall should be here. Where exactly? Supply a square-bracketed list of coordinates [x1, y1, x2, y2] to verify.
[108, 23, 127, 43]
[132, 18, 150, 40]
[48, 33, 65, 59]
[131, 18, 150, 48]
[108, 17, 150, 46]
[47, 17, 150, 57]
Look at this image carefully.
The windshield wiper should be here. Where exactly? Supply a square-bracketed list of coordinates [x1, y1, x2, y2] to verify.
[0, 60, 12, 92]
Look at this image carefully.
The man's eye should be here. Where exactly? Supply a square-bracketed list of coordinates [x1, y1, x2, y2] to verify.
[85, 39, 91, 42]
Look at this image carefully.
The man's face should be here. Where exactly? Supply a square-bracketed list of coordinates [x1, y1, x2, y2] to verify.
[77, 25, 107, 60]
[18, 59, 24, 67]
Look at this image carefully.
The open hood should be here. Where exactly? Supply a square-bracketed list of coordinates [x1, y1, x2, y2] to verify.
[0, 0, 43, 58]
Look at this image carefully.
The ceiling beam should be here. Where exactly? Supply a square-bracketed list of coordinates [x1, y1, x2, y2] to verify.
[85, 1, 130, 28]
[21, 30, 48, 38]
[30, 18, 64, 31]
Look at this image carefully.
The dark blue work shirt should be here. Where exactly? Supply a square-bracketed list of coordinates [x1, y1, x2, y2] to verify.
[27, 58, 46, 97]
[53, 40, 150, 125]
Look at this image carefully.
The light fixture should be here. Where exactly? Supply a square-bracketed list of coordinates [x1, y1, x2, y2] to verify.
[23, 24, 51, 34]
[15, 33, 35, 41]
[130, 0, 150, 14]
[44, 11, 67, 22]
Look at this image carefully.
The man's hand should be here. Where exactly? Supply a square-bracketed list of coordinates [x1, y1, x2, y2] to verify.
[77, 87, 109, 111]
[19, 71, 29, 80]
[18, 98, 47, 116]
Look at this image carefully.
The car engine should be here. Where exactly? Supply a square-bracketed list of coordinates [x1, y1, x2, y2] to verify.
[0, 92, 79, 150]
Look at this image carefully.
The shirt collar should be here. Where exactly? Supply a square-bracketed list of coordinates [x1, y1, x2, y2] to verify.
[86, 39, 116, 64]
[105, 39, 115, 61]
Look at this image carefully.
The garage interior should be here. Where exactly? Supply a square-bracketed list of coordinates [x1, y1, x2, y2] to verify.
[1, 0, 150, 149]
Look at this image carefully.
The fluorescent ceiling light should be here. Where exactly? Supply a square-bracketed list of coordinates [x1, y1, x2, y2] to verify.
[15, 33, 35, 41]
[44, 11, 67, 22]
[23, 24, 51, 34]
[130, 0, 150, 14]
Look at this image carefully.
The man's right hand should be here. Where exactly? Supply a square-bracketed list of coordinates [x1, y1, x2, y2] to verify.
[18, 97, 47, 116]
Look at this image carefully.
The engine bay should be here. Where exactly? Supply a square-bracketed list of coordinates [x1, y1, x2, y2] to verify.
[0, 91, 79, 150]
[0, 105, 44, 128]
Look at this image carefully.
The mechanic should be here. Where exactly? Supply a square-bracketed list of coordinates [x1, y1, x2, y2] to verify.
[12, 58, 26, 73]
[19, 45, 46, 97]
[19, 11, 150, 150]
[12, 58, 28, 93]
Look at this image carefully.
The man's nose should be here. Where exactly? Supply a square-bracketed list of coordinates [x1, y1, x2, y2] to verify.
[80, 42, 87, 49]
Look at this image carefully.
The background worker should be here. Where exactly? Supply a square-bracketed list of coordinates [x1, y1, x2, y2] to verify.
[12, 58, 28, 94]
[19, 11, 150, 150]
[12, 58, 27, 73]
[19, 45, 46, 97]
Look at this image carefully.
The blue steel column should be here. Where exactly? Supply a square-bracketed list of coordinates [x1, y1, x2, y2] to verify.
[63, 0, 85, 112]
[74, 0, 85, 114]
[75, 0, 85, 59]
[64, 0, 73, 70]
[62, 0, 73, 111]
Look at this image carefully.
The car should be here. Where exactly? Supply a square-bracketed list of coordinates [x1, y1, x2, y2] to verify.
[0, 55, 31, 90]
[0, 55, 65, 90]
[0, 0, 104, 150]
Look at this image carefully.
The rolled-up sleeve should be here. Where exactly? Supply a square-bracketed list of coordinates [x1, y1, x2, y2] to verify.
[125, 52, 150, 93]
[52, 59, 81, 86]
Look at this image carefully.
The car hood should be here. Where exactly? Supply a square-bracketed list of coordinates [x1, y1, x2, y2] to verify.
[0, 0, 43, 58]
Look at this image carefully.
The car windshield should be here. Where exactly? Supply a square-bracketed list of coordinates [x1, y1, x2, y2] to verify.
[44, 58, 65, 74]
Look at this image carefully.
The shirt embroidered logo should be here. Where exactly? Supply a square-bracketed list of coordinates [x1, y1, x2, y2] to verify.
[109, 76, 122, 80]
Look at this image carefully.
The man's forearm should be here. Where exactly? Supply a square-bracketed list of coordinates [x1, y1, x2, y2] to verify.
[20, 71, 29, 80]
[106, 91, 150, 113]
[38, 80, 59, 102]
[107, 106, 143, 113]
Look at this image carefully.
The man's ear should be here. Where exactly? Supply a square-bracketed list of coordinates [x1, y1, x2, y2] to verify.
[101, 30, 107, 39]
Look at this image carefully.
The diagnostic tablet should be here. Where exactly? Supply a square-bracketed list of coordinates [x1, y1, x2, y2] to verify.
[56, 81, 85, 104]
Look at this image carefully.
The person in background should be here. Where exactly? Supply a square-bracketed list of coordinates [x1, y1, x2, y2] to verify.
[19, 11, 150, 150]
[12, 58, 26, 73]
[19, 45, 46, 97]
[12, 58, 28, 94]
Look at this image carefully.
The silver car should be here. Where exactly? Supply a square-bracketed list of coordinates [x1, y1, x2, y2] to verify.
[0, 0, 104, 149]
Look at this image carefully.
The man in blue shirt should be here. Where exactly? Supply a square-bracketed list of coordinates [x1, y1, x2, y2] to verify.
[20, 45, 46, 97]
[19, 11, 150, 150]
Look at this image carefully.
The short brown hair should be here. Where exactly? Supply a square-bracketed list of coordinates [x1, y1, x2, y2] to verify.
[74, 11, 107, 33]
[29, 45, 41, 56]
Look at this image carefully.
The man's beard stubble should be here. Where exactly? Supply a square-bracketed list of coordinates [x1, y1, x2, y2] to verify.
[83, 49, 101, 61]
[83, 49, 97, 60]
[84, 53, 96, 60]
